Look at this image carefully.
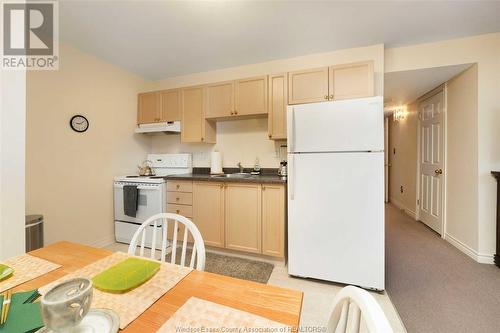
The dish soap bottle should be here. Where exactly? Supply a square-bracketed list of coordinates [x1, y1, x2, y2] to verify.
[251, 158, 261, 175]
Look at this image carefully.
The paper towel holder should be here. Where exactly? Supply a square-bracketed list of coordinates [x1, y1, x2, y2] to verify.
[210, 150, 224, 175]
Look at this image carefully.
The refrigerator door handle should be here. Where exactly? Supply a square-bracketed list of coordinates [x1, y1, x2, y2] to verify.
[290, 108, 296, 152]
[289, 154, 295, 200]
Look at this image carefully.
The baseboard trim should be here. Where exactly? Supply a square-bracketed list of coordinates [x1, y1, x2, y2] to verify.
[89, 235, 115, 249]
[445, 233, 494, 264]
[389, 197, 417, 220]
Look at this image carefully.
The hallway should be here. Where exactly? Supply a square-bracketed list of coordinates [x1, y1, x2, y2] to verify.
[386, 204, 500, 333]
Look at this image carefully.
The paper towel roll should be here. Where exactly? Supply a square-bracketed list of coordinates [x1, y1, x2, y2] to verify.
[210, 151, 223, 174]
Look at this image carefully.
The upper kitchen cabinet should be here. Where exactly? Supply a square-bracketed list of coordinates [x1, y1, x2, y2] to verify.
[235, 75, 268, 116]
[329, 61, 374, 100]
[205, 81, 234, 119]
[288, 67, 329, 105]
[181, 86, 216, 143]
[268, 73, 287, 140]
[159, 89, 181, 122]
[137, 91, 160, 124]
[287, 61, 374, 105]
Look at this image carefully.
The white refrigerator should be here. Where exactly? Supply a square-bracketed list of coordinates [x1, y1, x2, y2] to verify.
[287, 96, 385, 290]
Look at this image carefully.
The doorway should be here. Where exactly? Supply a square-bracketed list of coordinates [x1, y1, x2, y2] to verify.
[384, 63, 471, 235]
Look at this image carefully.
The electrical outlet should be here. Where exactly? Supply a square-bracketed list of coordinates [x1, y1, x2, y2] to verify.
[400, 185, 404, 193]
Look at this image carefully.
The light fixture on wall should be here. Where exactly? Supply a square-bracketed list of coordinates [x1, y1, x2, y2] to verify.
[392, 106, 407, 122]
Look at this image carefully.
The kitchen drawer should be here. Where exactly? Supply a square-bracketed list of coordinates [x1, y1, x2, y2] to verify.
[167, 204, 193, 218]
[167, 191, 193, 205]
[167, 180, 193, 193]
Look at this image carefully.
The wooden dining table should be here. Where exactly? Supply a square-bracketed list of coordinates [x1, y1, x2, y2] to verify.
[9, 241, 303, 331]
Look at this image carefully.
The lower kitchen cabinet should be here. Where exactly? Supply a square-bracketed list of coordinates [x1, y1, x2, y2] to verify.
[192, 182, 225, 248]
[261, 184, 286, 257]
[181, 180, 285, 257]
[225, 183, 262, 254]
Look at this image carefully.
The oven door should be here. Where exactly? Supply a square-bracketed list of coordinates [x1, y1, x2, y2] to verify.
[114, 182, 164, 224]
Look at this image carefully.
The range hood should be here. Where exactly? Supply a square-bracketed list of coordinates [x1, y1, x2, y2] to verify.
[134, 121, 181, 134]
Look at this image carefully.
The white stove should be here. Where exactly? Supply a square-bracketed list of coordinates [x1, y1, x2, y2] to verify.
[114, 154, 192, 247]
[113, 175, 166, 184]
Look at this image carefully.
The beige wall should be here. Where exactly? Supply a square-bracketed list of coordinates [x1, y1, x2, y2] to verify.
[386, 33, 500, 260]
[0, 69, 26, 259]
[446, 65, 479, 250]
[26, 43, 152, 247]
[150, 44, 385, 168]
[388, 103, 418, 216]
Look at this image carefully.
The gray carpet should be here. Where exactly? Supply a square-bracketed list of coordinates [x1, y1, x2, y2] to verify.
[166, 249, 274, 284]
[386, 204, 500, 333]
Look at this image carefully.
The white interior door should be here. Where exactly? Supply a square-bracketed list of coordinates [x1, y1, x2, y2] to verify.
[418, 91, 444, 234]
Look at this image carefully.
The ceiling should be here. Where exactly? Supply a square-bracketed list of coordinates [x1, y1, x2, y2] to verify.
[384, 64, 472, 108]
[59, 1, 500, 80]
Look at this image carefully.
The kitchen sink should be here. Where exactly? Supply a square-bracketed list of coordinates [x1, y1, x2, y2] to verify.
[211, 173, 254, 179]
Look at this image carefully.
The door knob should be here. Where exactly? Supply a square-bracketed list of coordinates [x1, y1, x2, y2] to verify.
[434, 169, 443, 175]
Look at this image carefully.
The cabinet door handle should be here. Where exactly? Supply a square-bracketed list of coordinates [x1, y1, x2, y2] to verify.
[329, 94, 334, 100]
[176, 209, 180, 214]
[201, 137, 204, 141]
[268, 134, 272, 138]
[289, 154, 295, 200]
[324, 95, 328, 100]
[176, 197, 180, 201]
[234, 111, 238, 115]
[262, 186, 266, 191]
[176, 184, 180, 189]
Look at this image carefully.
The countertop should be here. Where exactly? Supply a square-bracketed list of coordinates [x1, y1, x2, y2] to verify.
[165, 167, 287, 184]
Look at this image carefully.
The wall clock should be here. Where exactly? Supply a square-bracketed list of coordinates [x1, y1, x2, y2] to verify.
[70, 115, 89, 133]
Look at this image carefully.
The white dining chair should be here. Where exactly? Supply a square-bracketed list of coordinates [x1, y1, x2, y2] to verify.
[327, 286, 393, 333]
[128, 213, 206, 271]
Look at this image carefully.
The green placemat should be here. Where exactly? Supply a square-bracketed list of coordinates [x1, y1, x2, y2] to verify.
[92, 258, 161, 294]
[0, 290, 43, 333]
[0, 265, 13, 282]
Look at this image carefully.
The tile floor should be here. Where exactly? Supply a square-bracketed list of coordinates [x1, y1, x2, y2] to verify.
[104, 242, 406, 332]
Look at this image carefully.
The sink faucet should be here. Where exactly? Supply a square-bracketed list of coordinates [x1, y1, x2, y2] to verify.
[237, 162, 244, 173]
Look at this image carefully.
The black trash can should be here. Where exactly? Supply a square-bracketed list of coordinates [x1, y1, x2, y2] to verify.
[25, 214, 44, 252]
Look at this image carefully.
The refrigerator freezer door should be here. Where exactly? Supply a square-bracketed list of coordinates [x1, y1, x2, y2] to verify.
[287, 96, 384, 153]
[287, 152, 384, 290]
